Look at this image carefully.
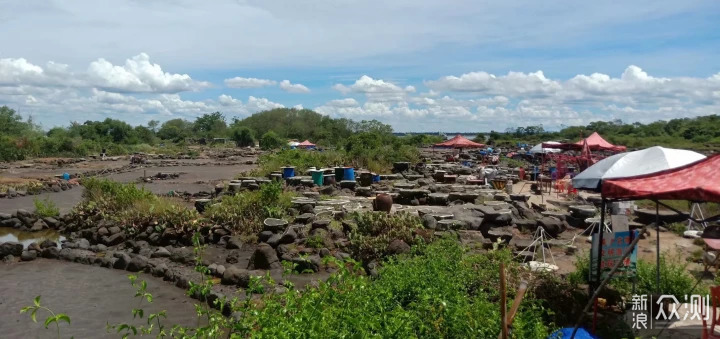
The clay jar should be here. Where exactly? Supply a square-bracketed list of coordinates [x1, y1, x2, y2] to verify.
[373, 193, 393, 213]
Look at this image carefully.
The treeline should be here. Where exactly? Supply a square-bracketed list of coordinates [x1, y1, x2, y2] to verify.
[479, 115, 720, 150]
[0, 106, 444, 162]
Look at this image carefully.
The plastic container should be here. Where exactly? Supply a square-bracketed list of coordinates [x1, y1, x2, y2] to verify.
[282, 167, 295, 179]
[343, 167, 355, 181]
[323, 174, 336, 186]
[334, 167, 344, 182]
[62, 172, 70, 180]
[311, 170, 324, 186]
[372, 174, 381, 183]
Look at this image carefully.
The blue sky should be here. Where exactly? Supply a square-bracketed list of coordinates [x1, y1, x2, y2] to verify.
[0, 0, 719, 132]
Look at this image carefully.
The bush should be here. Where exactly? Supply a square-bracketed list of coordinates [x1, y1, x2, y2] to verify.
[33, 197, 60, 218]
[205, 181, 293, 237]
[230, 126, 255, 147]
[231, 239, 551, 338]
[259, 131, 284, 150]
[348, 212, 428, 263]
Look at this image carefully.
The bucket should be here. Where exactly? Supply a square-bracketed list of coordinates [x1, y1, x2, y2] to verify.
[311, 170, 324, 186]
[323, 174, 336, 186]
[343, 167, 355, 181]
[358, 171, 373, 186]
[372, 174, 381, 183]
[334, 167, 344, 182]
[62, 172, 70, 180]
[282, 167, 295, 179]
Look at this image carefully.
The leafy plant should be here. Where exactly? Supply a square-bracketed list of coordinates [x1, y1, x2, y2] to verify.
[33, 197, 60, 218]
[348, 211, 427, 263]
[20, 296, 71, 339]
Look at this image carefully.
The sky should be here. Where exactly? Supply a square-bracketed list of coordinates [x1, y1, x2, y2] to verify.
[1, 0, 719, 132]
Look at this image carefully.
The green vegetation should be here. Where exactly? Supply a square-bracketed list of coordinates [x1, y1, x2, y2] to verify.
[204, 180, 293, 238]
[230, 126, 255, 147]
[568, 250, 704, 299]
[259, 131, 284, 150]
[76, 178, 200, 235]
[233, 239, 551, 338]
[347, 212, 428, 263]
[20, 296, 71, 339]
[33, 197, 60, 218]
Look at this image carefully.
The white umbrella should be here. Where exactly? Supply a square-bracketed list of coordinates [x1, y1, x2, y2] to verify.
[572, 146, 706, 190]
[528, 141, 562, 154]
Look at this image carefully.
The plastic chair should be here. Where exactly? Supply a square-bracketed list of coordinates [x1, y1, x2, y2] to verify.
[703, 286, 720, 339]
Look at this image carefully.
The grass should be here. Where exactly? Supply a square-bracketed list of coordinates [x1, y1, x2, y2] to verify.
[33, 197, 60, 218]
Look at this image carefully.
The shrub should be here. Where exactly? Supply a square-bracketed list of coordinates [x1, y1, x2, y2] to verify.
[231, 239, 552, 338]
[33, 197, 60, 218]
[230, 126, 255, 147]
[205, 181, 293, 237]
[259, 131, 284, 150]
[348, 212, 427, 263]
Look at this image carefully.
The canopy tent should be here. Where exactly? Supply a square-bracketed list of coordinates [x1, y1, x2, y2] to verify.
[543, 132, 626, 152]
[602, 154, 720, 202]
[528, 141, 562, 154]
[288, 141, 300, 147]
[297, 140, 316, 149]
[572, 146, 706, 190]
[433, 134, 485, 148]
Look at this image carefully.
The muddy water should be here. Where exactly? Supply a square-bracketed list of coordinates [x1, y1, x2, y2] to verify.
[0, 227, 65, 248]
[0, 260, 201, 338]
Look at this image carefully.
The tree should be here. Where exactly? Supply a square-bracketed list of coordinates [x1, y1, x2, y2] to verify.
[260, 131, 284, 150]
[147, 120, 159, 133]
[231, 126, 255, 147]
[158, 119, 192, 141]
[193, 112, 227, 139]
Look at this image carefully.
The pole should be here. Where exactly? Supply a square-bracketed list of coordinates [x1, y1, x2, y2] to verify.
[571, 224, 648, 338]
[498, 280, 528, 339]
[593, 199, 607, 294]
[500, 262, 508, 339]
[656, 201, 661, 293]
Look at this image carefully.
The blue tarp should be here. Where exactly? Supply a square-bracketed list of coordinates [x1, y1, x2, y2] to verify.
[548, 328, 597, 339]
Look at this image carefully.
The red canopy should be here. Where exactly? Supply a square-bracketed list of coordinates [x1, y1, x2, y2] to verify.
[543, 132, 626, 152]
[602, 154, 720, 202]
[433, 134, 484, 149]
[298, 140, 315, 146]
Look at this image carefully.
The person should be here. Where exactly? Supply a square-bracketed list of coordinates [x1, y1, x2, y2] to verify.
[101, 148, 107, 160]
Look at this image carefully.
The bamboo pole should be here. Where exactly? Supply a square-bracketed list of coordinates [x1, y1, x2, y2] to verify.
[500, 262, 508, 339]
[498, 280, 529, 339]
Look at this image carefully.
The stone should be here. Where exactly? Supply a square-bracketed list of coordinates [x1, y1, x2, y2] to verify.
[320, 248, 331, 257]
[487, 230, 513, 244]
[0, 218, 22, 228]
[0, 212, 11, 220]
[437, 219, 466, 230]
[216, 265, 226, 277]
[226, 236, 243, 250]
[151, 247, 171, 258]
[514, 219, 538, 233]
[221, 266, 250, 287]
[103, 232, 126, 246]
[27, 242, 41, 252]
[108, 226, 122, 235]
[422, 214, 438, 230]
[42, 217, 59, 228]
[3, 254, 15, 262]
[537, 217, 565, 238]
[152, 263, 168, 277]
[263, 218, 288, 233]
[311, 219, 331, 230]
[292, 255, 321, 273]
[267, 234, 282, 248]
[127, 255, 149, 272]
[259, 231, 274, 242]
[40, 239, 57, 249]
[113, 253, 131, 270]
[0, 242, 23, 258]
[225, 251, 241, 264]
[386, 239, 411, 255]
[30, 219, 46, 232]
[280, 229, 298, 244]
[21, 250, 37, 261]
[41, 247, 59, 259]
[247, 243, 281, 270]
[295, 213, 316, 224]
[77, 238, 90, 250]
[428, 193, 449, 206]
[15, 209, 31, 217]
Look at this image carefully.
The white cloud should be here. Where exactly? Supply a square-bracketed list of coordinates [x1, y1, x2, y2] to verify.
[224, 77, 276, 88]
[279, 80, 310, 93]
[426, 70, 561, 97]
[87, 53, 208, 93]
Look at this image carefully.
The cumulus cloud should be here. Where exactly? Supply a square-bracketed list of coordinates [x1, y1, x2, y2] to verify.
[87, 53, 209, 93]
[279, 80, 310, 93]
[224, 77, 277, 88]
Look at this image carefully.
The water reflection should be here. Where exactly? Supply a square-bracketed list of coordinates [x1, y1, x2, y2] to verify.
[0, 227, 64, 248]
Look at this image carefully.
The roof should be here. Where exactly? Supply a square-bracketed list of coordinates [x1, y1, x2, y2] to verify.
[433, 134, 484, 148]
[602, 154, 720, 202]
[544, 132, 626, 152]
[298, 140, 315, 146]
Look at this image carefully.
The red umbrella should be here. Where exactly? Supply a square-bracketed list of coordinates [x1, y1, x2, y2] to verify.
[433, 134, 484, 148]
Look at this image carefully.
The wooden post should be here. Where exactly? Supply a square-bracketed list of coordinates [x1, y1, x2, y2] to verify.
[500, 262, 508, 339]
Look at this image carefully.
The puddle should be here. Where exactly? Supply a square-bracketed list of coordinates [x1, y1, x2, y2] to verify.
[0, 227, 64, 248]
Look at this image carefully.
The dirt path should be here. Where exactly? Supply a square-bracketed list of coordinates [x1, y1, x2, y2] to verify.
[0, 259, 201, 338]
[0, 189, 84, 215]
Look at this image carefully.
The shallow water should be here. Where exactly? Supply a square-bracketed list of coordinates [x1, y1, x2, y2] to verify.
[0, 227, 64, 248]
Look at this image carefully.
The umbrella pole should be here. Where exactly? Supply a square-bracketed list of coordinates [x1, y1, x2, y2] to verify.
[593, 199, 606, 295]
[656, 201, 660, 293]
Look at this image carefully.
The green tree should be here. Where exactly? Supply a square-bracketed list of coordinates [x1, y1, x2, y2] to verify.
[157, 119, 192, 141]
[193, 112, 227, 139]
[147, 120, 159, 133]
[260, 131, 284, 150]
[231, 126, 255, 147]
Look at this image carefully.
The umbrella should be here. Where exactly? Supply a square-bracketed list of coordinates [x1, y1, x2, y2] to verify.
[433, 134, 484, 148]
[528, 141, 562, 154]
[572, 146, 706, 190]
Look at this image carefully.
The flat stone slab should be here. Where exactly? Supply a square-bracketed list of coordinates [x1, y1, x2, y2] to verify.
[448, 192, 479, 203]
[379, 174, 402, 180]
[428, 193, 449, 206]
[436, 219, 466, 230]
[430, 213, 454, 221]
[398, 189, 430, 198]
[406, 174, 424, 181]
[394, 183, 417, 189]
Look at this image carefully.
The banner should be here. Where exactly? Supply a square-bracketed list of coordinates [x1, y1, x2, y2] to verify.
[590, 229, 639, 282]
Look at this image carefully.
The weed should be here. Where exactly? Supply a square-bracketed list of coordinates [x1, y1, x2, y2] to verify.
[33, 197, 59, 218]
[20, 296, 71, 339]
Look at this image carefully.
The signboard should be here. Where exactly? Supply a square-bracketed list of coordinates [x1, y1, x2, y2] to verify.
[590, 229, 639, 282]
